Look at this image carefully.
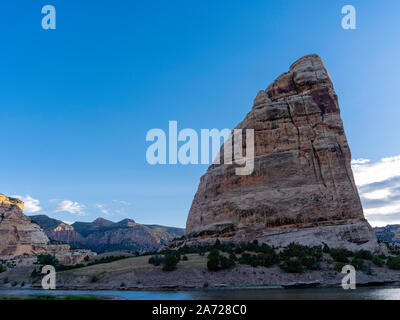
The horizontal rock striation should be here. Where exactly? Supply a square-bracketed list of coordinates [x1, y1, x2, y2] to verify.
[0, 194, 49, 257]
[185, 54, 379, 252]
[31, 215, 185, 253]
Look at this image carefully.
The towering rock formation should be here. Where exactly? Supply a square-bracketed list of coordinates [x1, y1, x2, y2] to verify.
[0, 194, 49, 257]
[185, 54, 379, 252]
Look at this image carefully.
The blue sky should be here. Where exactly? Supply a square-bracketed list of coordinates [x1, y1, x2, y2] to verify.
[1, 0, 400, 227]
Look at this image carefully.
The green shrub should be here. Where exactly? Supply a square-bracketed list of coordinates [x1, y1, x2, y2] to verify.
[162, 254, 180, 271]
[322, 242, 330, 253]
[207, 256, 220, 271]
[279, 258, 303, 273]
[182, 255, 188, 261]
[90, 275, 99, 283]
[207, 250, 235, 271]
[329, 248, 353, 263]
[350, 257, 364, 270]
[148, 255, 163, 266]
[234, 247, 243, 254]
[238, 253, 255, 265]
[279, 243, 322, 271]
[334, 262, 346, 272]
[37, 254, 58, 266]
[256, 252, 278, 268]
[280, 243, 322, 260]
[0, 264, 6, 273]
[355, 250, 373, 260]
[280, 243, 309, 258]
[30, 268, 39, 277]
[300, 255, 320, 270]
[372, 256, 384, 267]
[387, 256, 400, 270]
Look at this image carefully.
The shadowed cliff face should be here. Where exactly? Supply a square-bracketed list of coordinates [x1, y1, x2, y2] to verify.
[31, 215, 185, 253]
[185, 54, 378, 251]
[0, 194, 49, 257]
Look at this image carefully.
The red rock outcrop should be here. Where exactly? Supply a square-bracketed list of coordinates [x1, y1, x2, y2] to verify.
[0, 194, 49, 257]
[185, 54, 379, 251]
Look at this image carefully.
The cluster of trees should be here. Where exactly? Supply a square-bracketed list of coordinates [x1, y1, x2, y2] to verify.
[278, 243, 322, 273]
[148, 252, 188, 271]
[203, 240, 399, 273]
[326, 247, 387, 271]
[205, 240, 322, 273]
[387, 256, 400, 270]
[34, 254, 131, 273]
[207, 249, 236, 271]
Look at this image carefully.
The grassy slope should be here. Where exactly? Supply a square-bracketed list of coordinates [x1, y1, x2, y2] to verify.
[60, 254, 207, 277]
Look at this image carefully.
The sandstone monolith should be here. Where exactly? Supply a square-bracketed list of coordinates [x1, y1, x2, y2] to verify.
[185, 54, 379, 252]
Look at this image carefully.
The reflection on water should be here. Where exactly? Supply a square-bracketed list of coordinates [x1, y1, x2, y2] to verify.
[1, 287, 400, 300]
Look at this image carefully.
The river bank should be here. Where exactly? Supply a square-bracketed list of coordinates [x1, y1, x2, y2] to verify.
[1, 253, 399, 291]
[2, 286, 400, 300]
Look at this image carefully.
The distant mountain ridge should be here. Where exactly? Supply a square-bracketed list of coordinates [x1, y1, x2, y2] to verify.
[30, 215, 184, 253]
[374, 225, 400, 245]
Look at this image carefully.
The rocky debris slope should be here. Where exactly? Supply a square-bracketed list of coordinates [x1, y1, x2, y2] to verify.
[31, 215, 185, 253]
[185, 54, 379, 252]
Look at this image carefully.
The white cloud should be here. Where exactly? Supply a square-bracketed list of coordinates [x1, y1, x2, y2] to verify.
[112, 200, 131, 205]
[55, 200, 86, 216]
[352, 155, 400, 227]
[351, 158, 370, 165]
[95, 203, 111, 216]
[11, 194, 42, 213]
[352, 155, 400, 187]
[362, 189, 392, 200]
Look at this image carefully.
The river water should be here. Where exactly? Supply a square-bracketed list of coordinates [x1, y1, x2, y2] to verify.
[1, 287, 400, 300]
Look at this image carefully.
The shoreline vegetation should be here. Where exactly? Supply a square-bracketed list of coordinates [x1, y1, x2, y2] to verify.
[1, 240, 400, 291]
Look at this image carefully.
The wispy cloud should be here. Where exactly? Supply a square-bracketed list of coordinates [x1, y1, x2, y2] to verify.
[351, 158, 370, 165]
[55, 200, 86, 216]
[95, 203, 111, 216]
[112, 200, 131, 205]
[352, 156, 400, 227]
[11, 194, 42, 213]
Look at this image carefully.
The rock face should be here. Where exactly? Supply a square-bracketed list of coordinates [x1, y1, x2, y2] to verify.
[0, 194, 49, 257]
[31, 215, 185, 253]
[185, 54, 379, 252]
